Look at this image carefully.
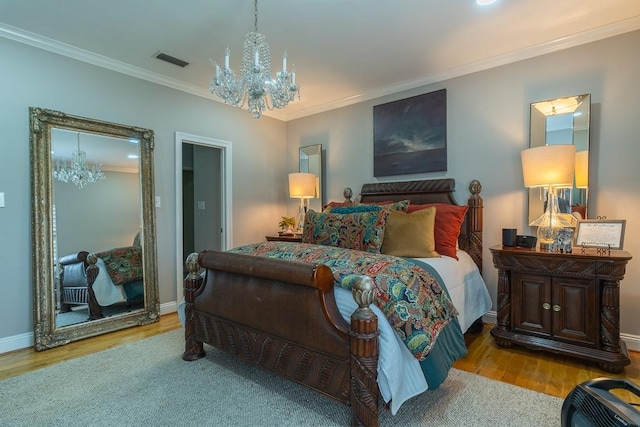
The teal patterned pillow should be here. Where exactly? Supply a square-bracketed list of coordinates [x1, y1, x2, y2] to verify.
[329, 205, 382, 214]
[302, 209, 389, 253]
[325, 200, 410, 213]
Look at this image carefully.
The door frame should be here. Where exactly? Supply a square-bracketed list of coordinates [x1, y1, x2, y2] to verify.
[175, 132, 232, 302]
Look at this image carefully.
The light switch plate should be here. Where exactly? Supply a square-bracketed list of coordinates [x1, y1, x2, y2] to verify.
[197, 201, 205, 210]
[155, 196, 161, 208]
[0, 192, 4, 208]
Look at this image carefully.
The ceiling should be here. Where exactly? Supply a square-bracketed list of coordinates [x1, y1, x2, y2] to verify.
[2, 1, 640, 121]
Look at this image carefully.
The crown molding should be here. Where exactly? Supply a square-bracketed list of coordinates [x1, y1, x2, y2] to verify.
[0, 23, 286, 121]
[283, 16, 640, 121]
[3, 17, 640, 123]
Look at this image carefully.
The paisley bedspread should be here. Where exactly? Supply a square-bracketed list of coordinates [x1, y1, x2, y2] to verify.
[229, 241, 458, 361]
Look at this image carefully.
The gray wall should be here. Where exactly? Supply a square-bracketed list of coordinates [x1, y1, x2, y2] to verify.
[2, 29, 640, 350]
[193, 145, 222, 252]
[0, 36, 287, 341]
[54, 170, 140, 257]
[286, 30, 640, 341]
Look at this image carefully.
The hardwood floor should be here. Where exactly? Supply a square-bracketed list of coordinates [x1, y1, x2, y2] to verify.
[1, 314, 639, 406]
[454, 323, 640, 405]
[0, 313, 181, 381]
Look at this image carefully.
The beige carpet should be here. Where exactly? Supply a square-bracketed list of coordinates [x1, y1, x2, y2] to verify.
[0, 329, 561, 426]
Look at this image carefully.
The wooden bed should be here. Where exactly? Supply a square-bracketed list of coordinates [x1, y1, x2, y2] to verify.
[182, 178, 483, 426]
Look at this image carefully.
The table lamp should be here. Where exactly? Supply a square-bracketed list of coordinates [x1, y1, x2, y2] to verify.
[521, 144, 576, 251]
[288, 172, 317, 233]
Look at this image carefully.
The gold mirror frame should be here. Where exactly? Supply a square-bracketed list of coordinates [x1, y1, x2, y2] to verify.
[528, 94, 591, 224]
[30, 107, 159, 350]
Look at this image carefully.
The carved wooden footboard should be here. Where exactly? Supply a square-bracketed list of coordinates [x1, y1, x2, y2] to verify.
[182, 251, 381, 426]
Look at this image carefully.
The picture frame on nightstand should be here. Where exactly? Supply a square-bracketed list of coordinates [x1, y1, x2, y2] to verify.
[575, 219, 626, 250]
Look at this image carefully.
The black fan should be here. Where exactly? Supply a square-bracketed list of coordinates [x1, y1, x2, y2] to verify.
[562, 378, 640, 427]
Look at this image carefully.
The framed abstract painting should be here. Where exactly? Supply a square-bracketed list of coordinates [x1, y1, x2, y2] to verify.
[373, 89, 447, 177]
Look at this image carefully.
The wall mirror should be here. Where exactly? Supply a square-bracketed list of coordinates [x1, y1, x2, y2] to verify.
[299, 144, 324, 212]
[528, 94, 591, 224]
[30, 107, 159, 350]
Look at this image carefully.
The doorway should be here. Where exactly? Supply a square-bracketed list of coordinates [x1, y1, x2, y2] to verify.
[175, 132, 232, 302]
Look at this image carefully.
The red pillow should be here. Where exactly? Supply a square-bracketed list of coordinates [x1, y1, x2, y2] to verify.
[406, 203, 468, 259]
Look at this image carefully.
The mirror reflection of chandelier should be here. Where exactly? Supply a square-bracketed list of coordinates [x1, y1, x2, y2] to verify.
[210, 0, 300, 118]
[53, 133, 106, 189]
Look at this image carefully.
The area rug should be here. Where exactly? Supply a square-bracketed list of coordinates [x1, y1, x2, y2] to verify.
[0, 329, 561, 426]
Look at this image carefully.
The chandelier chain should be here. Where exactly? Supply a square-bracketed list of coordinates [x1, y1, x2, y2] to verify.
[254, 0, 258, 33]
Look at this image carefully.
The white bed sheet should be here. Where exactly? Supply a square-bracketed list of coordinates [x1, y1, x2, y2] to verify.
[333, 249, 492, 415]
[91, 257, 127, 306]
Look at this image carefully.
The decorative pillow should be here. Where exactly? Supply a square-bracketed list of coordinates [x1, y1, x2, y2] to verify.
[406, 203, 468, 259]
[329, 205, 383, 214]
[373, 199, 410, 213]
[96, 246, 143, 285]
[381, 207, 439, 258]
[325, 199, 410, 213]
[302, 209, 389, 253]
[322, 201, 354, 212]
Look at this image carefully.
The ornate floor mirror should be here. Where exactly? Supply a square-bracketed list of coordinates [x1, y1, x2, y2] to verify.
[30, 107, 160, 350]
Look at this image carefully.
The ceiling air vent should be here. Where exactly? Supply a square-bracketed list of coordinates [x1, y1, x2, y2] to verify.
[154, 52, 189, 68]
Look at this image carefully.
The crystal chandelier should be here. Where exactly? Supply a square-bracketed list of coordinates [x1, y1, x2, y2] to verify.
[210, 0, 300, 118]
[53, 133, 106, 189]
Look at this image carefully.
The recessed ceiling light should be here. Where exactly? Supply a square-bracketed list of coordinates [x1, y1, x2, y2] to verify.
[477, 0, 498, 5]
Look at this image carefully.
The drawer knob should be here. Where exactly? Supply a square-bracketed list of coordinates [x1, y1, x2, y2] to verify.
[553, 304, 561, 312]
[543, 303, 551, 310]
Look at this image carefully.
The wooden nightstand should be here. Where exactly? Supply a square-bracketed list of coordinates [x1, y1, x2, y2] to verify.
[265, 234, 302, 243]
[489, 245, 632, 373]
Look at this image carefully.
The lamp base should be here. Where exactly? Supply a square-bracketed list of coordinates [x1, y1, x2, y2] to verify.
[539, 241, 555, 251]
[296, 198, 308, 234]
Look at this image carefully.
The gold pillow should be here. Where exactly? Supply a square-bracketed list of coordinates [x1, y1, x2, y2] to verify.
[380, 207, 440, 258]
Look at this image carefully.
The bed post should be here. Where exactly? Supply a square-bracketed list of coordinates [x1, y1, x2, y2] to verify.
[467, 179, 483, 274]
[349, 276, 379, 427]
[85, 253, 104, 320]
[182, 252, 206, 361]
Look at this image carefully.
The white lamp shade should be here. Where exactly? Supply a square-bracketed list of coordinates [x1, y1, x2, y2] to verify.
[575, 150, 589, 188]
[521, 144, 576, 188]
[288, 172, 317, 198]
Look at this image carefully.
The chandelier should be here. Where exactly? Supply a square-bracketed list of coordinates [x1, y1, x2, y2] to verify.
[53, 133, 106, 189]
[210, 0, 300, 118]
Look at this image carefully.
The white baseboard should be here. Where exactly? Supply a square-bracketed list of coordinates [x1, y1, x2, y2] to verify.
[0, 301, 179, 355]
[0, 332, 34, 355]
[622, 332, 640, 352]
[2, 306, 638, 355]
[160, 301, 177, 315]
